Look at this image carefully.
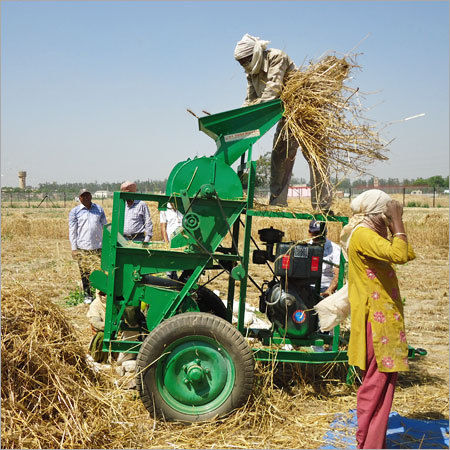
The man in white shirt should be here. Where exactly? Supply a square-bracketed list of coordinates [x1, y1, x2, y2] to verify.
[308, 219, 341, 297]
[160, 202, 184, 279]
[160, 202, 183, 243]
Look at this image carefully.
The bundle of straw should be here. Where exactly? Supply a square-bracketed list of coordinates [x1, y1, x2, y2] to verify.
[280, 54, 389, 199]
[1, 284, 138, 449]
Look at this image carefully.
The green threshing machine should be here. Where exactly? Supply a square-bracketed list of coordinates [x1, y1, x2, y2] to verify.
[90, 99, 425, 422]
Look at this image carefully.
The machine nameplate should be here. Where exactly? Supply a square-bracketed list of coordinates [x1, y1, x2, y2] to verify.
[294, 246, 308, 258]
[224, 129, 260, 142]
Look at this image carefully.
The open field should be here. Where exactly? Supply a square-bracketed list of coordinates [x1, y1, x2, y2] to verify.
[1, 198, 449, 449]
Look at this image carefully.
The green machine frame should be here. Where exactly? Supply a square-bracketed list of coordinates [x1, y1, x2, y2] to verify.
[90, 99, 425, 366]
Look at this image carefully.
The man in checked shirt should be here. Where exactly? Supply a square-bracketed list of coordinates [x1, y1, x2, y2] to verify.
[120, 181, 153, 243]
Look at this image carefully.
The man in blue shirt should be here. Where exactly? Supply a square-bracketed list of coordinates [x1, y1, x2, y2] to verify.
[69, 188, 107, 303]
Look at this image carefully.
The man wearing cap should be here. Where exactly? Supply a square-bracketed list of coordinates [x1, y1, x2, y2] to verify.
[69, 189, 107, 303]
[234, 34, 332, 211]
[308, 219, 341, 297]
[120, 181, 153, 242]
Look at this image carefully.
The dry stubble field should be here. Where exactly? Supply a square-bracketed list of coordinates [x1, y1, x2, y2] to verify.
[1, 197, 449, 449]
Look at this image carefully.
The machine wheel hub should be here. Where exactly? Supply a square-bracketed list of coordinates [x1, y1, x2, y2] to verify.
[185, 363, 204, 382]
[156, 336, 234, 411]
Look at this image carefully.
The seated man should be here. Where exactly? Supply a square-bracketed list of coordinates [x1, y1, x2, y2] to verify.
[308, 219, 341, 297]
[86, 290, 108, 363]
[86, 291, 140, 389]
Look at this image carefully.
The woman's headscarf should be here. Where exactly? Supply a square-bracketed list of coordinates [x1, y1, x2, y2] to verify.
[234, 33, 270, 75]
[340, 189, 392, 254]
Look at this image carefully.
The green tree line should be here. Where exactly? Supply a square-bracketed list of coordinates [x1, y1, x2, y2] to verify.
[255, 152, 448, 189]
[2, 179, 167, 194]
[339, 175, 449, 189]
[1, 155, 448, 193]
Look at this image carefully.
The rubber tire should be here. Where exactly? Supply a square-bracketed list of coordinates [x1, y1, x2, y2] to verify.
[136, 312, 254, 422]
[195, 286, 228, 320]
[141, 275, 228, 319]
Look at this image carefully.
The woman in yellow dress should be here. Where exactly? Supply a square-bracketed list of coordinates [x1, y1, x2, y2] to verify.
[340, 189, 415, 449]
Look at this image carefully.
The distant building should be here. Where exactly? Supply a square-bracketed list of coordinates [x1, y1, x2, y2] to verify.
[288, 185, 311, 198]
[18, 171, 27, 189]
[93, 190, 111, 199]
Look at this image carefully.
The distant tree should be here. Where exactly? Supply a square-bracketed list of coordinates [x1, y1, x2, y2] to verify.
[412, 177, 428, 186]
[352, 178, 368, 187]
[136, 179, 167, 193]
[290, 176, 307, 185]
[255, 152, 271, 187]
[335, 178, 351, 189]
[2, 187, 25, 193]
[386, 178, 400, 186]
[426, 175, 447, 188]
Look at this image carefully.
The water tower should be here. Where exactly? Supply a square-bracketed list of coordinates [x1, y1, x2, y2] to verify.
[18, 171, 27, 189]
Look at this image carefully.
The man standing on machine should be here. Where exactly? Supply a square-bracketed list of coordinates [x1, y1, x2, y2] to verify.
[234, 33, 333, 210]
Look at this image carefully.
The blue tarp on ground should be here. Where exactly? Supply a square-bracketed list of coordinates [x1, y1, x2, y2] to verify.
[321, 409, 449, 449]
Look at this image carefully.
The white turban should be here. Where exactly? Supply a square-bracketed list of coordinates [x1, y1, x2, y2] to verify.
[340, 189, 392, 253]
[234, 33, 270, 75]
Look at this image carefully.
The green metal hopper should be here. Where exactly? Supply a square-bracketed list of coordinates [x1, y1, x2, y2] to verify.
[199, 99, 284, 166]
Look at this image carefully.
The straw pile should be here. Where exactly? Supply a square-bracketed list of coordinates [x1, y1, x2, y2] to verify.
[1, 282, 139, 449]
[280, 54, 389, 199]
[0, 279, 358, 449]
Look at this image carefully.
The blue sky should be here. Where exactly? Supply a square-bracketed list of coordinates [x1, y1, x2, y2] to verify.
[1, 1, 449, 188]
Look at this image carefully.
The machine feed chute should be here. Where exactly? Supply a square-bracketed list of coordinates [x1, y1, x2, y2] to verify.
[199, 99, 284, 166]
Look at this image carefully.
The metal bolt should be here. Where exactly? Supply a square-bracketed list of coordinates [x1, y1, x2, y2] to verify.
[195, 358, 201, 364]
[184, 378, 190, 384]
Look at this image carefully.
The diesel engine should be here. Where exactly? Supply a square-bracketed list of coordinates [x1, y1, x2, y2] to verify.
[254, 227, 324, 339]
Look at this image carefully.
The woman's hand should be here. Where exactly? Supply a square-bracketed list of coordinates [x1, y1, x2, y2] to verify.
[385, 200, 403, 220]
[385, 200, 406, 239]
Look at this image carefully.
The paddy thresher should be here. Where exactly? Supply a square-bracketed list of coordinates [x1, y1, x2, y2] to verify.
[90, 99, 425, 422]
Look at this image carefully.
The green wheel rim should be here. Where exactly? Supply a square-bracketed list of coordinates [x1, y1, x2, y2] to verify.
[155, 335, 236, 415]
